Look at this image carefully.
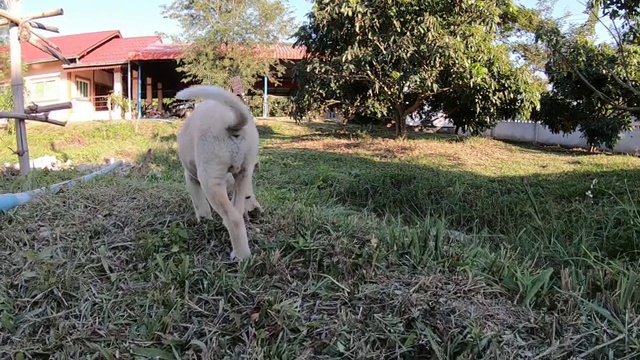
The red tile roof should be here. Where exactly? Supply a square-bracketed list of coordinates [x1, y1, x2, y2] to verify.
[256, 44, 307, 60]
[21, 30, 122, 63]
[128, 42, 307, 61]
[128, 42, 186, 61]
[74, 36, 162, 66]
[10, 29, 306, 67]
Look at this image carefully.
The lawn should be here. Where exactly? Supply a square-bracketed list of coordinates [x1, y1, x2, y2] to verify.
[0, 118, 639, 359]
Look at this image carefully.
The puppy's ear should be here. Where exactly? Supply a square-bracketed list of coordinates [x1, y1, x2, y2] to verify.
[255, 161, 260, 172]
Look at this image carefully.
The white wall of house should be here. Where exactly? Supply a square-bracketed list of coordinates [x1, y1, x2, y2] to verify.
[67, 69, 116, 121]
[23, 62, 68, 122]
[19, 61, 122, 123]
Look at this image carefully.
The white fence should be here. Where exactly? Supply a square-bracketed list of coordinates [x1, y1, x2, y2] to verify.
[408, 106, 640, 154]
[415, 112, 640, 154]
[477, 120, 640, 155]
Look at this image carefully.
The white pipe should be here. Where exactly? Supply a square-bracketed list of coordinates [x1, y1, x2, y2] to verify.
[0, 160, 124, 212]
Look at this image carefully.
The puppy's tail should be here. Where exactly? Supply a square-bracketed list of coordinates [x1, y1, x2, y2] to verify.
[176, 84, 251, 132]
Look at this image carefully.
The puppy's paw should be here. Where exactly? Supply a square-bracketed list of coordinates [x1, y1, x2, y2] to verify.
[244, 197, 263, 216]
[195, 212, 213, 222]
[246, 207, 263, 221]
[230, 248, 251, 261]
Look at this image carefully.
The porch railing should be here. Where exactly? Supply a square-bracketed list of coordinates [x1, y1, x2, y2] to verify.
[94, 95, 109, 111]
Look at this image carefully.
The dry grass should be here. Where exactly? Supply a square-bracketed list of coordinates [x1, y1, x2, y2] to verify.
[0, 118, 639, 359]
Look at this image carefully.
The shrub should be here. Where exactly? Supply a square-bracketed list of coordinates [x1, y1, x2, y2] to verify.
[246, 95, 293, 117]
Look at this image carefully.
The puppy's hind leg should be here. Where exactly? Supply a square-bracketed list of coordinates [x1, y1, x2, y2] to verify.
[201, 176, 251, 260]
[183, 169, 212, 221]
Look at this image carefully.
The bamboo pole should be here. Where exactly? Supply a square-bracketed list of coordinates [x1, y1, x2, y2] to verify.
[0, 112, 67, 126]
[7, 0, 29, 174]
[1, 1, 72, 174]
[0, 8, 63, 26]
[24, 101, 72, 114]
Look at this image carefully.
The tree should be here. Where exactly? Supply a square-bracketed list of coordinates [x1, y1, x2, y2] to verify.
[160, 0, 297, 96]
[291, 0, 542, 137]
[529, 2, 640, 151]
[530, 0, 640, 116]
[532, 38, 638, 151]
[589, 0, 640, 43]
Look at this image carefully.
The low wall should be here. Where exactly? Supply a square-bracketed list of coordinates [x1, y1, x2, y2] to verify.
[481, 121, 640, 155]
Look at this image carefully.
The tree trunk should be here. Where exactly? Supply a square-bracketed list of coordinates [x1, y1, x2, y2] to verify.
[400, 118, 407, 138]
[394, 116, 401, 137]
[394, 106, 407, 138]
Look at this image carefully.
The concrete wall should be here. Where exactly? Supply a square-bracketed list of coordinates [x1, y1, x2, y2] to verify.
[483, 120, 640, 154]
[411, 109, 640, 155]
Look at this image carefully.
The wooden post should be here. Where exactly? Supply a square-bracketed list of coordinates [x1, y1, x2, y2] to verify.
[8, 0, 29, 174]
[137, 64, 142, 119]
[157, 82, 163, 111]
[145, 77, 152, 106]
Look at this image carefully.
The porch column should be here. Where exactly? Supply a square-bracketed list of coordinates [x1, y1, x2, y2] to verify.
[137, 62, 142, 119]
[126, 61, 132, 119]
[113, 69, 123, 120]
[157, 82, 163, 111]
[262, 75, 268, 117]
[146, 77, 152, 104]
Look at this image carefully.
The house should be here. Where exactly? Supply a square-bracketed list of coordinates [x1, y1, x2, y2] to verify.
[16, 30, 159, 121]
[2, 30, 307, 122]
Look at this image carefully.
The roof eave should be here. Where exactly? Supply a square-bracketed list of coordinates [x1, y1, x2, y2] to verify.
[63, 61, 127, 69]
[25, 57, 79, 65]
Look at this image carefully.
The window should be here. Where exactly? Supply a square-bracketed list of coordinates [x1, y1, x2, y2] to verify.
[28, 78, 58, 102]
[76, 79, 90, 99]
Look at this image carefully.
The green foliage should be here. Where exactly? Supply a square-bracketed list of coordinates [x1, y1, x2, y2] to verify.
[107, 93, 132, 119]
[246, 95, 263, 117]
[579, 115, 633, 150]
[292, 0, 542, 137]
[589, 0, 640, 43]
[498, 0, 557, 86]
[427, 44, 542, 135]
[266, 95, 293, 117]
[0, 85, 11, 111]
[0, 86, 14, 134]
[532, 10, 639, 150]
[160, 0, 297, 94]
[246, 95, 293, 117]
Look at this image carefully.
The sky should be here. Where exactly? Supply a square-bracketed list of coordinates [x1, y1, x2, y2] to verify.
[19, 0, 313, 40]
[17, 0, 613, 43]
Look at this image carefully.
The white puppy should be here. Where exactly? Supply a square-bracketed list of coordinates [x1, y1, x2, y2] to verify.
[175, 84, 262, 260]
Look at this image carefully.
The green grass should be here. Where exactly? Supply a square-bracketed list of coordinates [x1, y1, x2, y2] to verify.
[0, 118, 639, 359]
